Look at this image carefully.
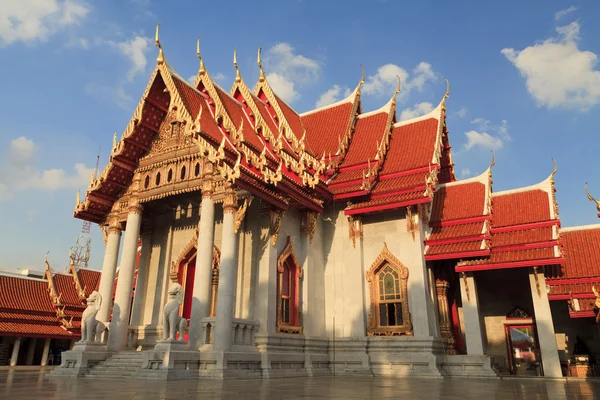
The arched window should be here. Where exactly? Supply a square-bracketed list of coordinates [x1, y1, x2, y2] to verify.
[167, 168, 173, 183]
[366, 243, 412, 336]
[180, 165, 186, 180]
[276, 236, 303, 334]
[144, 175, 150, 189]
[194, 162, 200, 177]
[155, 172, 161, 186]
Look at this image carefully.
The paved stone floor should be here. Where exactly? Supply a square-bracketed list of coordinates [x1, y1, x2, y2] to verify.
[1, 369, 600, 399]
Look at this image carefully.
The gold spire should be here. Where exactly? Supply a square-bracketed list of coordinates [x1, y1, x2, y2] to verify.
[585, 183, 600, 212]
[360, 65, 365, 85]
[490, 150, 496, 169]
[257, 46, 265, 82]
[155, 23, 164, 65]
[75, 190, 80, 206]
[441, 78, 450, 111]
[197, 37, 205, 75]
[112, 132, 117, 149]
[551, 158, 557, 180]
[390, 75, 401, 106]
[234, 48, 241, 83]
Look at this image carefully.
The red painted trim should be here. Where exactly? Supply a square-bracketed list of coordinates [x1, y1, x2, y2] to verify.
[492, 240, 558, 253]
[344, 196, 430, 216]
[334, 189, 369, 201]
[378, 166, 433, 181]
[548, 293, 597, 301]
[370, 185, 427, 199]
[425, 249, 490, 261]
[546, 277, 600, 285]
[491, 219, 559, 233]
[429, 215, 488, 228]
[569, 311, 595, 318]
[455, 257, 565, 272]
[425, 234, 488, 247]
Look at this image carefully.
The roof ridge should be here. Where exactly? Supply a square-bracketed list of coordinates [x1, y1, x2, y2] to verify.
[392, 101, 443, 128]
[436, 167, 489, 188]
[494, 174, 553, 197]
[0, 271, 48, 282]
[300, 87, 358, 117]
[561, 224, 600, 232]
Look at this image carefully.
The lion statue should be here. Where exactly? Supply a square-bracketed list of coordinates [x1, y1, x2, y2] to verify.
[79, 291, 102, 343]
[161, 283, 187, 342]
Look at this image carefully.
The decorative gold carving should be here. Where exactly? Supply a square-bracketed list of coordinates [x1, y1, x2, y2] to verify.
[532, 267, 541, 298]
[69, 262, 87, 301]
[276, 236, 303, 334]
[270, 208, 284, 247]
[301, 211, 318, 244]
[366, 243, 412, 336]
[585, 183, 600, 213]
[107, 216, 122, 235]
[155, 23, 164, 65]
[418, 203, 430, 227]
[100, 225, 108, 246]
[436, 280, 457, 354]
[222, 184, 238, 214]
[406, 206, 419, 241]
[234, 197, 252, 234]
[348, 216, 362, 248]
[461, 272, 471, 303]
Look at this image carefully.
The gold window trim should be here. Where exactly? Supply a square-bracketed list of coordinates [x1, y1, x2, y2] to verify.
[276, 236, 303, 334]
[366, 243, 412, 336]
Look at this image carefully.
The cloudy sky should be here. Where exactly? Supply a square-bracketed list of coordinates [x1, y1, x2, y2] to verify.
[1, 0, 599, 272]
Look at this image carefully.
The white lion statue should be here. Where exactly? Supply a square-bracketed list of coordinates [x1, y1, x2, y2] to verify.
[161, 283, 187, 342]
[79, 291, 102, 343]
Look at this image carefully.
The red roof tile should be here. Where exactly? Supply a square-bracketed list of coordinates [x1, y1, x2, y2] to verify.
[77, 269, 101, 296]
[493, 190, 552, 228]
[53, 274, 82, 306]
[0, 275, 53, 313]
[548, 282, 600, 296]
[172, 75, 205, 118]
[372, 172, 429, 194]
[274, 94, 305, 144]
[301, 102, 355, 157]
[428, 222, 486, 241]
[492, 226, 554, 247]
[555, 227, 600, 279]
[340, 112, 388, 167]
[488, 246, 556, 263]
[0, 322, 72, 337]
[214, 85, 263, 152]
[430, 182, 486, 222]
[347, 190, 426, 210]
[426, 241, 483, 255]
[380, 119, 439, 175]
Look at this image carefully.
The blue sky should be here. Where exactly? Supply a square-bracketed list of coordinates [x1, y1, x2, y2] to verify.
[1, 0, 599, 272]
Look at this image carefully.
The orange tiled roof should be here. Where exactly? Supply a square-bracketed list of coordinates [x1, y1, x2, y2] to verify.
[492, 190, 551, 228]
[340, 112, 388, 168]
[274, 93, 305, 143]
[77, 269, 101, 295]
[426, 241, 483, 256]
[555, 227, 600, 279]
[0, 322, 73, 337]
[53, 274, 82, 306]
[0, 275, 54, 313]
[428, 222, 485, 241]
[301, 102, 355, 157]
[430, 182, 486, 222]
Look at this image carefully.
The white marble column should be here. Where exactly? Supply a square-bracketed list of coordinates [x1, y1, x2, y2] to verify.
[343, 214, 366, 338]
[188, 163, 216, 349]
[10, 337, 21, 367]
[214, 187, 239, 352]
[40, 338, 51, 367]
[130, 226, 152, 326]
[25, 338, 36, 365]
[97, 217, 122, 324]
[459, 272, 485, 355]
[108, 187, 143, 352]
[529, 269, 561, 377]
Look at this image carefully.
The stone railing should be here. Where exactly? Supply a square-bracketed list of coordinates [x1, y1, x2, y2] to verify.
[200, 317, 259, 347]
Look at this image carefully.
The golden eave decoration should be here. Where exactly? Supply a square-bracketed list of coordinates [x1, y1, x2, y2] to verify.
[585, 182, 600, 213]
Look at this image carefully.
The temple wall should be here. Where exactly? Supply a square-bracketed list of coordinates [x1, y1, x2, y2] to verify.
[550, 300, 600, 363]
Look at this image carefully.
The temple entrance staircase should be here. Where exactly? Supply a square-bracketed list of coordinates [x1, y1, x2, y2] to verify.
[84, 351, 144, 379]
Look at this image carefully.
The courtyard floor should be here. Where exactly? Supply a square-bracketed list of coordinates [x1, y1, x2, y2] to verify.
[1, 369, 599, 399]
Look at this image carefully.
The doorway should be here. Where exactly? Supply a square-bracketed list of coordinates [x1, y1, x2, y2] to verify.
[505, 324, 542, 376]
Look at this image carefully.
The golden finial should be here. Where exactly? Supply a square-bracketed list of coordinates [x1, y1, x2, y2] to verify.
[76, 190, 80, 206]
[551, 158, 557, 176]
[234, 48, 241, 83]
[360, 65, 365, 84]
[444, 78, 450, 99]
[197, 37, 205, 75]
[112, 132, 117, 149]
[155, 22, 164, 65]
[257, 46, 265, 81]
[390, 75, 401, 106]
[490, 150, 496, 169]
[585, 183, 600, 212]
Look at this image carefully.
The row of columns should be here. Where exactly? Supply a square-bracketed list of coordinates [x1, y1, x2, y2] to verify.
[459, 270, 561, 377]
[96, 165, 244, 353]
[8, 337, 52, 366]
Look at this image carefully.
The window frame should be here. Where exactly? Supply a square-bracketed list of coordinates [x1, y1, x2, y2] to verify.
[276, 236, 303, 334]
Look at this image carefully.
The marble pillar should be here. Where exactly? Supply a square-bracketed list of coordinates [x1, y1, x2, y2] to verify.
[97, 217, 122, 324]
[436, 280, 456, 354]
[130, 226, 152, 326]
[459, 272, 485, 355]
[214, 187, 239, 352]
[25, 338, 36, 365]
[343, 214, 366, 338]
[188, 163, 216, 349]
[108, 189, 143, 352]
[40, 338, 51, 367]
[529, 269, 562, 377]
[10, 337, 21, 367]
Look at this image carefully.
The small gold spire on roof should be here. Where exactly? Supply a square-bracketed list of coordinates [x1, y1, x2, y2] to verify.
[197, 37, 205, 75]
[440, 78, 450, 111]
[360, 65, 365, 84]
[390, 75, 401, 106]
[257, 46, 265, 82]
[112, 132, 117, 149]
[75, 190, 80, 206]
[490, 150, 496, 169]
[155, 23, 164, 65]
[234, 48, 241, 83]
[585, 183, 600, 212]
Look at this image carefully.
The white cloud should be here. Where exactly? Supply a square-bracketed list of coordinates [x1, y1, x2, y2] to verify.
[0, 0, 90, 46]
[463, 118, 511, 151]
[264, 42, 321, 103]
[0, 137, 92, 200]
[455, 107, 468, 118]
[502, 21, 600, 110]
[213, 72, 226, 83]
[461, 168, 472, 178]
[399, 102, 434, 121]
[555, 6, 577, 21]
[315, 84, 352, 108]
[107, 35, 152, 82]
[362, 62, 437, 98]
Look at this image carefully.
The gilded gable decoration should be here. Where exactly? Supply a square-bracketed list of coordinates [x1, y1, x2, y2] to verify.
[270, 208, 285, 246]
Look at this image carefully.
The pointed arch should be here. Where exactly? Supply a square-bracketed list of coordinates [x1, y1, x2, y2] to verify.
[276, 236, 303, 334]
[366, 243, 412, 336]
[170, 230, 221, 319]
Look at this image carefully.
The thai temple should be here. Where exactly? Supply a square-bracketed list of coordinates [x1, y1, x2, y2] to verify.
[2, 26, 600, 380]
